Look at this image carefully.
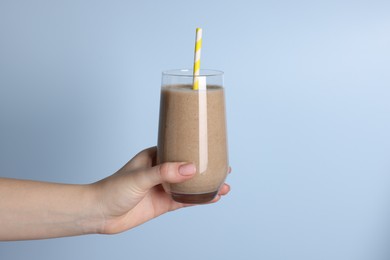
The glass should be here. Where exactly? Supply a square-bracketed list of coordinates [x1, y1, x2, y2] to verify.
[157, 69, 229, 204]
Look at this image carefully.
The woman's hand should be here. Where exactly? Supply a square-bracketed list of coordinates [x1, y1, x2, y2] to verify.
[92, 147, 230, 234]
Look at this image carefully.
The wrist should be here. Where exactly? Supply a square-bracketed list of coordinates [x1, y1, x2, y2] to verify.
[77, 184, 106, 235]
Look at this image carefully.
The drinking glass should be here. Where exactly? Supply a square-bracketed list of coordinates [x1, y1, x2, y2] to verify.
[157, 69, 228, 204]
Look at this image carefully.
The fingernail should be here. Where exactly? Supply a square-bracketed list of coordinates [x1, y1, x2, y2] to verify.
[179, 163, 196, 176]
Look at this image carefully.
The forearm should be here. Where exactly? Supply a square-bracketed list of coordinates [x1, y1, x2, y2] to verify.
[0, 178, 102, 241]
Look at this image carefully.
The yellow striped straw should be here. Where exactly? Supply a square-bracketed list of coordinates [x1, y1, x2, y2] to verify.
[193, 28, 202, 90]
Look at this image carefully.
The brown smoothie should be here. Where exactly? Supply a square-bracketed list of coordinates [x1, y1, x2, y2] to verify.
[157, 84, 228, 204]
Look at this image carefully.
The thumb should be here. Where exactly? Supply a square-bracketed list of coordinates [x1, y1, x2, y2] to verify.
[128, 162, 196, 193]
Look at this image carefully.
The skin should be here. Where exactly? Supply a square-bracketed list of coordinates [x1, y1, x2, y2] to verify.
[0, 147, 230, 241]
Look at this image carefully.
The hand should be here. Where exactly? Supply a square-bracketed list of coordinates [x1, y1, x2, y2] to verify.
[92, 147, 231, 234]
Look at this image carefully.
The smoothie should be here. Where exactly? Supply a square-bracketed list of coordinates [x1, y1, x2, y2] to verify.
[157, 84, 228, 203]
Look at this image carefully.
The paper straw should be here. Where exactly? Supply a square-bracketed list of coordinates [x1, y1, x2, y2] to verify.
[193, 28, 202, 90]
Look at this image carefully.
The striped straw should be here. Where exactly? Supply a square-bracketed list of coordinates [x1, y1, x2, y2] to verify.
[193, 28, 202, 90]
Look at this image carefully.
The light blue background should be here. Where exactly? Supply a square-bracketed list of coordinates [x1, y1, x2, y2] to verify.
[1, 0, 390, 259]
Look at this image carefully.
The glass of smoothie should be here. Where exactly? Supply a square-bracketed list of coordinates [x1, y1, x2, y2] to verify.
[157, 69, 228, 204]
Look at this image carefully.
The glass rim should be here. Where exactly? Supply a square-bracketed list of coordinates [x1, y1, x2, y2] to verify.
[162, 69, 224, 77]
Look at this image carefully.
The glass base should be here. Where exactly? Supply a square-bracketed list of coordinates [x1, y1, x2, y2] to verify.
[171, 190, 218, 204]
